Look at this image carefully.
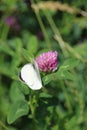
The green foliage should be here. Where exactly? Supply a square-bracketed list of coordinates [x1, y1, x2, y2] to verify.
[59, 58, 80, 70]
[10, 81, 28, 102]
[27, 35, 39, 55]
[43, 58, 79, 85]
[7, 100, 29, 124]
[0, 0, 87, 130]
[22, 48, 34, 62]
[74, 41, 87, 59]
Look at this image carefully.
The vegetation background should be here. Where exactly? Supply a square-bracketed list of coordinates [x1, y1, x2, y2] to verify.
[0, 0, 87, 130]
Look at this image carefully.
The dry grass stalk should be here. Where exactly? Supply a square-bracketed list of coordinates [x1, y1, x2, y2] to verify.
[32, 1, 87, 16]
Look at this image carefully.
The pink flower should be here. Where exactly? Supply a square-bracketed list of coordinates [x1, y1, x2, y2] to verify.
[5, 16, 20, 31]
[36, 51, 58, 72]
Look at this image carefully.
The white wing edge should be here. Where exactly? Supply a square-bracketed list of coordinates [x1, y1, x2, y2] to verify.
[19, 62, 42, 90]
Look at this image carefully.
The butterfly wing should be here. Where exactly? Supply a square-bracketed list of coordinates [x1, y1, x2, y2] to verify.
[32, 60, 42, 83]
[19, 62, 42, 90]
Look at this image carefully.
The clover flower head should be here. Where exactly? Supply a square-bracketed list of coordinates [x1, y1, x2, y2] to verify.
[36, 51, 58, 72]
[5, 16, 16, 26]
[5, 16, 20, 31]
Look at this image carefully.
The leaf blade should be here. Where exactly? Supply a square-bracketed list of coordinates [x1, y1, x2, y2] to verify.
[7, 100, 29, 124]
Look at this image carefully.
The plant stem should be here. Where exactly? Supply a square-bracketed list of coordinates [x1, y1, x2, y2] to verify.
[43, 11, 87, 63]
[1, 23, 9, 40]
[44, 11, 68, 57]
[31, 0, 51, 49]
[60, 81, 72, 113]
[0, 121, 9, 130]
[28, 90, 39, 121]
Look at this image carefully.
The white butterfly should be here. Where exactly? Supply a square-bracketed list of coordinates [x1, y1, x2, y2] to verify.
[19, 60, 42, 90]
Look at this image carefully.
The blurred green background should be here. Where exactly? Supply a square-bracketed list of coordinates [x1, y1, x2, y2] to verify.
[0, 0, 87, 130]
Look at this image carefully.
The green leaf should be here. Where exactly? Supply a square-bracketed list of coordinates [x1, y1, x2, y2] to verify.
[42, 73, 52, 85]
[27, 35, 38, 54]
[43, 58, 78, 85]
[7, 100, 29, 124]
[11, 54, 21, 70]
[51, 125, 59, 130]
[0, 62, 12, 77]
[10, 81, 30, 102]
[20, 83, 30, 95]
[56, 70, 75, 80]
[74, 42, 87, 59]
[3, 0, 17, 6]
[39, 92, 52, 98]
[59, 58, 79, 71]
[8, 38, 22, 52]
[7, 127, 17, 130]
[22, 48, 34, 62]
[36, 48, 50, 56]
[0, 43, 14, 56]
[10, 81, 25, 102]
[43, 70, 75, 85]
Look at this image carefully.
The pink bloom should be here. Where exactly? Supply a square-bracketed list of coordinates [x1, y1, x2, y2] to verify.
[5, 16, 20, 31]
[5, 16, 16, 26]
[36, 51, 58, 72]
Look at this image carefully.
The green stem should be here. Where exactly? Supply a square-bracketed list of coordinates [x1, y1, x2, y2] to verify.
[31, 0, 51, 49]
[0, 121, 9, 130]
[42, 86, 48, 93]
[29, 91, 35, 119]
[1, 23, 9, 40]
[43, 11, 87, 62]
[65, 42, 87, 62]
[60, 81, 72, 113]
[44, 11, 68, 57]
[28, 90, 39, 120]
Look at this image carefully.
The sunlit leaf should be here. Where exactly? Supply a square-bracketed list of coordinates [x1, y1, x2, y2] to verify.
[22, 48, 34, 62]
[27, 35, 38, 54]
[7, 100, 29, 124]
[42, 69, 75, 85]
[74, 42, 87, 59]
[10, 81, 25, 102]
[10, 81, 30, 102]
[59, 58, 80, 71]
